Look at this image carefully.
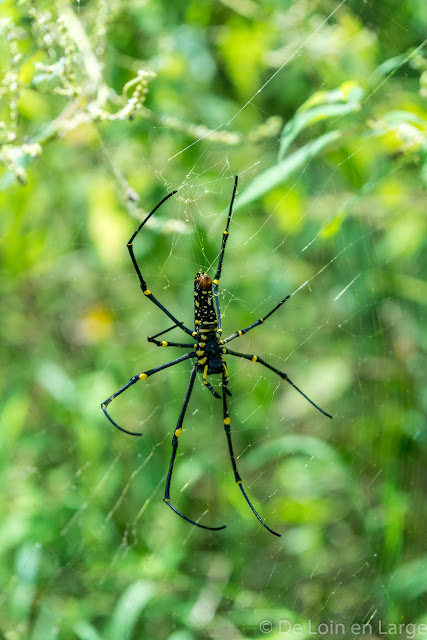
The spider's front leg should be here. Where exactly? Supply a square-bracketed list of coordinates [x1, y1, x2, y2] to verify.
[127, 190, 193, 337]
[212, 175, 238, 333]
[163, 365, 226, 531]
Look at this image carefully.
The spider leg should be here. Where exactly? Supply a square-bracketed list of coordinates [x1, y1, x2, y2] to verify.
[204, 381, 221, 399]
[221, 296, 290, 345]
[164, 365, 226, 531]
[225, 348, 333, 419]
[149, 339, 196, 348]
[127, 191, 193, 336]
[221, 373, 281, 537]
[101, 352, 197, 436]
[148, 322, 195, 348]
[213, 175, 238, 333]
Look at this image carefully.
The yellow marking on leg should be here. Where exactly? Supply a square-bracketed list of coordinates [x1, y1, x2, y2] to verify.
[213, 279, 219, 285]
[127, 242, 133, 247]
[238, 330, 242, 336]
[192, 331, 197, 337]
[196, 350, 205, 356]
[195, 320, 201, 325]
[164, 498, 170, 502]
[223, 363, 229, 380]
[198, 357, 207, 365]
[161, 341, 168, 347]
[237, 480, 242, 485]
[223, 230, 229, 235]
[224, 417, 230, 425]
[101, 403, 106, 409]
[260, 318, 264, 323]
[139, 373, 148, 380]
[143, 289, 151, 296]
[252, 355, 257, 362]
[222, 348, 227, 354]
[175, 427, 182, 437]
[203, 364, 208, 383]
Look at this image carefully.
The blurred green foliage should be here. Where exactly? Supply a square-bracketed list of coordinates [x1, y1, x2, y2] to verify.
[1, 0, 427, 638]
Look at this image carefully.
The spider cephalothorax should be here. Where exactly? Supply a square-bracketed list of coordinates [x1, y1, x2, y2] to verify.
[101, 176, 332, 537]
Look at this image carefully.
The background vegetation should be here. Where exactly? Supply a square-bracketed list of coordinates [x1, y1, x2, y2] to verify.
[1, 0, 427, 638]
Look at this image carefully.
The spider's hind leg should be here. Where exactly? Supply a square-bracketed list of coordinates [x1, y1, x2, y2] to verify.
[221, 374, 281, 537]
[223, 383, 232, 397]
[164, 365, 226, 531]
[205, 381, 221, 399]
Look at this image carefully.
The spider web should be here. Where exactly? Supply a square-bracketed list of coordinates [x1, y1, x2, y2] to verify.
[2, 1, 426, 638]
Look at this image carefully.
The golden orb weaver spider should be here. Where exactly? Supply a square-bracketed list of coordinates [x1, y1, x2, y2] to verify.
[101, 176, 332, 537]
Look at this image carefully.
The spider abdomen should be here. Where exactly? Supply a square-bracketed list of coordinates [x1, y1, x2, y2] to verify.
[197, 336, 224, 375]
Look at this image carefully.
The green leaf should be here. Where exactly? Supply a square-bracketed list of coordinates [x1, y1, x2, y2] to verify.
[373, 50, 414, 77]
[74, 622, 103, 640]
[278, 83, 363, 159]
[107, 580, 155, 640]
[389, 555, 427, 600]
[234, 130, 341, 210]
[279, 103, 357, 160]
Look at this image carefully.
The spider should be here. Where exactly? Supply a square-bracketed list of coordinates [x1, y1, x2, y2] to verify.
[101, 175, 332, 537]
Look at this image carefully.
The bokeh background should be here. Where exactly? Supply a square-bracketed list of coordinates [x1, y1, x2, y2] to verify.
[1, 1, 427, 638]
